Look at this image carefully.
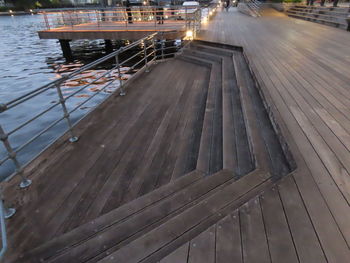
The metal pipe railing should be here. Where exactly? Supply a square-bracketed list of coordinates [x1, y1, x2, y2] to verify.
[40, 5, 202, 31]
[0, 30, 192, 217]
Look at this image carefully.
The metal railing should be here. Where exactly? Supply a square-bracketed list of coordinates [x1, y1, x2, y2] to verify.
[40, 5, 202, 31]
[0, 30, 192, 219]
[240, 0, 262, 17]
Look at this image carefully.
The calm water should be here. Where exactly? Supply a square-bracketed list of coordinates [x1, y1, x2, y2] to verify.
[0, 14, 126, 180]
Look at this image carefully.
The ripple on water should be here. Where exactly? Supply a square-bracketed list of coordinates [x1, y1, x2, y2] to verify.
[0, 15, 135, 180]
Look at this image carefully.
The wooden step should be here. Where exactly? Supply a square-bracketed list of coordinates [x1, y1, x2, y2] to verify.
[233, 52, 293, 176]
[182, 54, 223, 175]
[96, 170, 273, 263]
[20, 170, 236, 263]
[186, 45, 255, 176]
[287, 10, 347, 25]
[185, 41, 292, 176]
[287, 13, 346, 28]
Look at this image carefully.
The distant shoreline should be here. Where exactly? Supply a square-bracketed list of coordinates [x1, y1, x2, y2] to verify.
[0, 11, 38, 16]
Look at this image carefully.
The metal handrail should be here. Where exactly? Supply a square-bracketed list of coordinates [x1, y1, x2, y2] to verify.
[245, 0, 262, 17]
[0, 29, 192, 218]
[40, 5, 203, 31]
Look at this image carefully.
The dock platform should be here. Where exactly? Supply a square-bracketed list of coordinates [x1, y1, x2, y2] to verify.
[2, 7, 350, 263]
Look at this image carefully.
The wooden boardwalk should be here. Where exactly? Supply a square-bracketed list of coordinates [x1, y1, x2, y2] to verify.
[2, 7, 350, 263]
[195, 7, 350, 263]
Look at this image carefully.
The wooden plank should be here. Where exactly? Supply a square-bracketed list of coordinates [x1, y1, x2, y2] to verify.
[196, 57, 222, 174]
[240, 197, 271, 263]
[188, 226, 216, 263]
[222, 56, 237, 172]
[260, 186, 299, 263]
[159, 242, 189, 263]
[215, 212, 243, 263]
[278, 176, 327, 263]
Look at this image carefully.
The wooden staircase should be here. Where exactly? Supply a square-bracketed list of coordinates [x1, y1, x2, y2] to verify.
[9, 41, 295, 263]
[286, 5, 350, 30]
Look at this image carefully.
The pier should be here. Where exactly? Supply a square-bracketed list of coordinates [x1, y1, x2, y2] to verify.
[1, 5, 350, 263]
[38, 6, 204, 58]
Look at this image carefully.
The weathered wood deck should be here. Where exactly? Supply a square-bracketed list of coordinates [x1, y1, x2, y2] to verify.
[194, 7, 350, 263]
[3, 7, 350, 263]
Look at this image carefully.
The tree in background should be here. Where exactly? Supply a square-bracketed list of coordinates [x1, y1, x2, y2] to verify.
[3, 0, 94, 9]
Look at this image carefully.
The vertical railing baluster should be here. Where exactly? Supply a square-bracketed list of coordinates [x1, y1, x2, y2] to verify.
[152, 36, 157, 64]
[143, 40, 149, 72]
[69, 11, 74, 28]
[115, 54, 126, 96]
[161, 32, 165, 61]
[96, 10, 100, 28]
[55, 83, 79, 143]
[0, 125, 31, 189]
[0, 190, 15, 219]
[43, 12, 50, 30]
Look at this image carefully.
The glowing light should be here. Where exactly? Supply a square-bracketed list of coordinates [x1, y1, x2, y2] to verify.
[9, 10, 13, 13]
[209, 11, 213, 16]
[202, 17, 208, 23]
[165, 15, 168, 19]
[29, 9, 33, 12]
[143, 1, 147, 5]
[186, 30, 193, 39]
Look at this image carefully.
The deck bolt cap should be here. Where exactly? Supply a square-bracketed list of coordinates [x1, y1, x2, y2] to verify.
[20, 178, 32, 188]
[4, 207, 16, 219]
[69, 136, 79, 143]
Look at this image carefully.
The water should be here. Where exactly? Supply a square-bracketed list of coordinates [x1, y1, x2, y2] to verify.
[0, 14, 131, 180]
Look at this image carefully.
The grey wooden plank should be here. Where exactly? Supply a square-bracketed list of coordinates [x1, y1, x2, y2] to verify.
[188, 225, 216, 263]
[196, 58, 222, 174]
[159, 242, 189, 263]
[278, 176, 327, 263]
[240, 197, 271, 263]
[215, 211, 243, 263]
[260, 186, 299, 263]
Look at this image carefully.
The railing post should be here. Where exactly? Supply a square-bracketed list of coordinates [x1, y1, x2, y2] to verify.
[161, 32, 165, 61]
[96, 10, 100, 28]
[143, 40, 149, 72]
[0, 190, 15, 219]
[0, 125, 32, 189]
[69, 11, 74, 28]
[152, 36, 157, 64]
[43, 11, 50, 30]
[55, 83, 79, 143]
[185, 7, 188, 31]
[115, 54, 126, 96]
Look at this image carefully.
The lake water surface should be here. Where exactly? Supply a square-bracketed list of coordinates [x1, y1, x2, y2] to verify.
[0, 14, 124, 180]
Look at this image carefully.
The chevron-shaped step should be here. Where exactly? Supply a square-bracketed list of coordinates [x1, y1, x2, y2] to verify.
[8, 40, 295, 263]
[18, 170, 238, 262]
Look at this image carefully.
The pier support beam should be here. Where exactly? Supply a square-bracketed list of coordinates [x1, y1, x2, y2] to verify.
[59, 39, 73, 61]
[105, 39, 113, 53]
